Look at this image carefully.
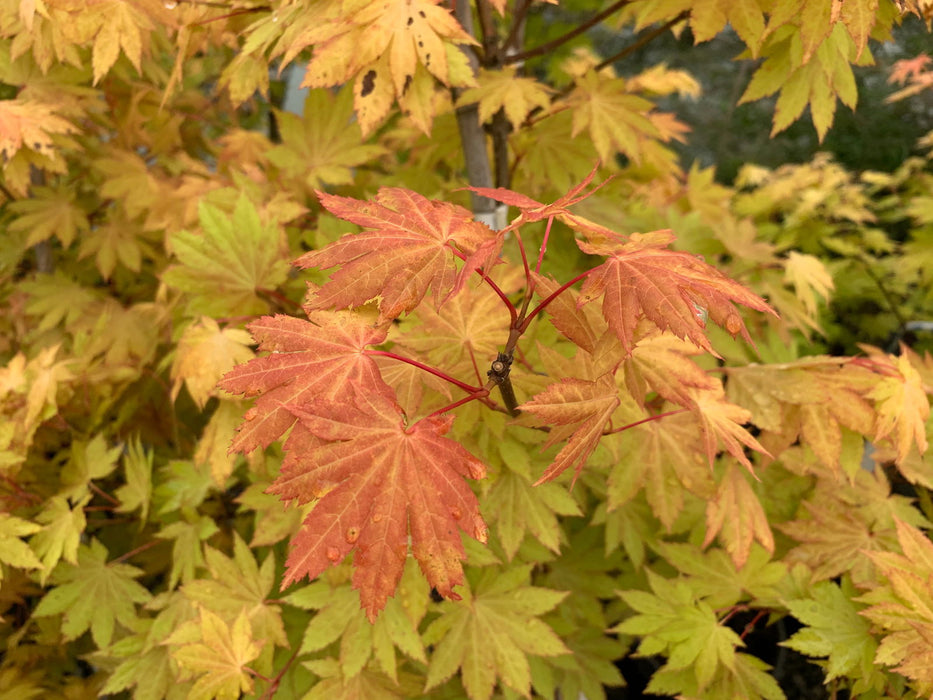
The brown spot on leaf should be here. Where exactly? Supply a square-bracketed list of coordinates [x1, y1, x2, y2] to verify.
[361, 70, 377, 97]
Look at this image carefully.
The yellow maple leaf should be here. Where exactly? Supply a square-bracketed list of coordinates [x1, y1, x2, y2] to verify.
[300, 0, 476, 134]
[0, 98, 76, 163]
[704, 463, 774, 569]
[691, 384, 769, 471]
[868, 353, 931, 464]
[456, 66, 553, 127]
[89, 0, 151, 84]
[567, 71, 659, 163]
[783, 250, 834, 317]
[170, 608, 260, 700]
[171, 317, 254, 409]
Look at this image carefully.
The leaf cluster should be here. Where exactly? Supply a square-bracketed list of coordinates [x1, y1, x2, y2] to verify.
[0, 2, 931, 700]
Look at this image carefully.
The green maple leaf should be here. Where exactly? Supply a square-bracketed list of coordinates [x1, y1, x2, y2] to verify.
[29, 494, 87, 585]
[614, 569, 744, 691]
[156, 516, 220, 589]
[154, 459, 215, 515]
[267, 86, 387, 191]
[739, 23, 863, 141]
[99, 630, 190, 700]
[235, 481, 303, 548]
[32, 538, 152, 648]
[114, 437, 153, 523]
[783, 578, 878, 683]
[423, 564, 570, 700]
[656, 542, 787, 610]
[0, 513, 43, 583]
[484, 436, 581, 560]
[59, 433, 122, 501]
[162, 194, 290, 318]
[285, 559, 428, 681]
[645, 652, 787, 700]
[530, 627, 626, 700]
[182, 535, 287, 649]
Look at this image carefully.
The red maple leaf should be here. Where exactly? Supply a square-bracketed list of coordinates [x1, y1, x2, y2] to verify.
[466, 163, 619, 241]
[299, 188, 498, 322]
[218, 311, 391, 453]
[519, 374, 621, 485]
[467, 163, 605, 223]
[576, 230, 777, 355]
[270, 388, 488, 620]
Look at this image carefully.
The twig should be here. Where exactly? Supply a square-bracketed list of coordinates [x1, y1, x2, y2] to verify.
[594, 12, 689, 72]
[506, 0, 635, 64]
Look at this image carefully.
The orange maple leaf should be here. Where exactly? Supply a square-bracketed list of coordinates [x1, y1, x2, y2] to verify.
[299, 189, 498, 323]
[218, 311, 391, 454]
[576, 229, 777, 355]
[270, 388, 488, 621]
[0, 98, 76, 162]
[520, 374, 621, 485]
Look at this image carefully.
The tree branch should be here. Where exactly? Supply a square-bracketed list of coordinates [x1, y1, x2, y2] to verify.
[505, 0, 634, 65]
[594, 11, 689, 72]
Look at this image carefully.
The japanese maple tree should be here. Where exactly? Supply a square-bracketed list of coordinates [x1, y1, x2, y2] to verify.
[1, 1, 932, 699]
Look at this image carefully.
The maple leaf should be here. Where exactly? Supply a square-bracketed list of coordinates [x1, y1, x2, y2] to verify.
[468, 162, 611, 230]
[484, 436, 582, 559]
[657, 542, 786, 610]
[169, 608, 260, 700]
[519, 374, 621, 485]
[114, 437, 153, 522]
[156, 516, 220, 589]
[298, 0, 477, 133]
[218, 310, 391, 454]
[861, 519, 933, 691]
[783, 578, 879, 685]
[59, 433, 122, 501]
[576, 229, 776, 356]
[703, 463, 775, 569]
[98, 630, 188, 700]
[182, 535, 287, 649]
[865, 352, 930, 463]
[623, 332, 718, 409]
[29, 494, 87, 585]
[171, 318, 254, 409]
[266, 87, 387, 191]
[740, 24, 862, 141]
[32, 539, 152, 648]
[455, 66, 553, 128]
[162, 195, 291, 318]
[614, 569, 744, 691]
[0, 97, 76, 164]
[566, 71, 661, 163]
[605, 417, 715, 531]
[783, 251, 834, 318]
[285, 559, 428, 681]
[7, 184, 89, 248]
[299, 188, 498, 323]
[88, 0, 151, 84]
[691, 385, 769, 471]
[423, 564, 569, 700]
[0, 514, 43, 583]
[779, 468, 912, 585]
[271, 387, 488, 621]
